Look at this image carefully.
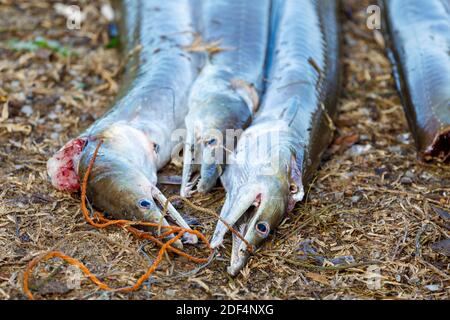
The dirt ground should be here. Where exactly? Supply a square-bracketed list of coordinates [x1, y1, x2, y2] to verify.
[0, 0, 449, 300]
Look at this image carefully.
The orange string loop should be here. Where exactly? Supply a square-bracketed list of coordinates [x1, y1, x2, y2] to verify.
[23, 140, 211, 299]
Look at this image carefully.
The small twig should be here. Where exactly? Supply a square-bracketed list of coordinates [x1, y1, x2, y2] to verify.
[138, 240, 155, 265]
[415, 223, 431, 258]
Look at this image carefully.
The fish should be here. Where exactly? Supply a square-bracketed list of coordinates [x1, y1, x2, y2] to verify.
[47, 0, 202, 245]
[382, 0, 450, 163]
[180, 0, 271, 197]
[210, 0, 342, 275]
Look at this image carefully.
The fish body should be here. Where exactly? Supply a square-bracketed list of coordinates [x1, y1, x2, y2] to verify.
[47, 0, 201, 242]
[383, 0, 450, 163]
[211, 0, 341, 275]
[181, 0, 271, 196]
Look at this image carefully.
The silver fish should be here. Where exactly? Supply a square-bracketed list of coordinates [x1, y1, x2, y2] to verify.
[382, 0, 450, 163]
[47, 0, 202, 245]
[181, 0, 271, 197]
[210, 0, 342, 275]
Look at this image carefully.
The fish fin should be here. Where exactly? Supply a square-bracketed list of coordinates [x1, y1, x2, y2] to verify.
[279, 96, 301, 127]
[230, 79, 260, 114]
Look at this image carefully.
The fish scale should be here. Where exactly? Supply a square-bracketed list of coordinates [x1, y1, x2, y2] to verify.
[204, 0, 269, 82]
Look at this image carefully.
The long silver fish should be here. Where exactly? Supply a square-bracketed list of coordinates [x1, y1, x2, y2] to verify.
[47, 0, 202, 245]
[180, 0, 271, 197]
[210, 0, 342, 275]
[382, 0, 450, 163]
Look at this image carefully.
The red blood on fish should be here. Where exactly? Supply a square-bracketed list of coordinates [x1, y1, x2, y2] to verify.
[255, 193, 262, 205]
[47, 138, 87, 192]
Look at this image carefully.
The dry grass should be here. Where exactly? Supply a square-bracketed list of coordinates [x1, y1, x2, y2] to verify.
[0, 0, 448, 300]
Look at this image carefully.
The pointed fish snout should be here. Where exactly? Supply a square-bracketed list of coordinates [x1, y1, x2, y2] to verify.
[227, 247, 250, 277]
[210, 187, 257, 248]
[197, 163, 222, 194]
[212, 175, 290, 275]
[181, 130, 224, 196]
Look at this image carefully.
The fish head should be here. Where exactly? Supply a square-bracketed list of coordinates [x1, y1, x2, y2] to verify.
[211, 173, 289, 275]
[79, 144, 157, 219]
[78, 138, 187, 247]
[210, 142, 304, 275]
[181, 95, 251, 196]
[47, 123, 186, 247]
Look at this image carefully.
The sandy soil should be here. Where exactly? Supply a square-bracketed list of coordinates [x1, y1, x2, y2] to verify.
[0, 0, 448, 300]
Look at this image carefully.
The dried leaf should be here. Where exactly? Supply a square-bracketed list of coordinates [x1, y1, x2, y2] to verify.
[305, 272, 329, 285]
[0, 103, 8, 122]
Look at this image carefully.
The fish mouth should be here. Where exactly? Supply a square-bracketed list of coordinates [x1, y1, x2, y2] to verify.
[227, 204, 258, 276]
[150, 186, 198, 244]
[211, 175, 292, 276]
[181, 137, 223, 197]
[210, 186, 262, 248]
[210, 187, 265, 276]
[180, 133, 199, 198]
[181, 163, 223, 197]
[137, 197, 185, 250]
[181, 164, 200, 198]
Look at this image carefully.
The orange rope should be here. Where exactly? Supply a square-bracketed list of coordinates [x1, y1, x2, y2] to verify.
[23, 139, 252, 299]
[23, 140, 211, 299]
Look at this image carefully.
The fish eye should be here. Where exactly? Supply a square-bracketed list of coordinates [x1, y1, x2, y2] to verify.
[255, 221, 270, 238]
[290, 183, 298, 194]
[138, 199, 152, 209]
[207, 138, 217, 146]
